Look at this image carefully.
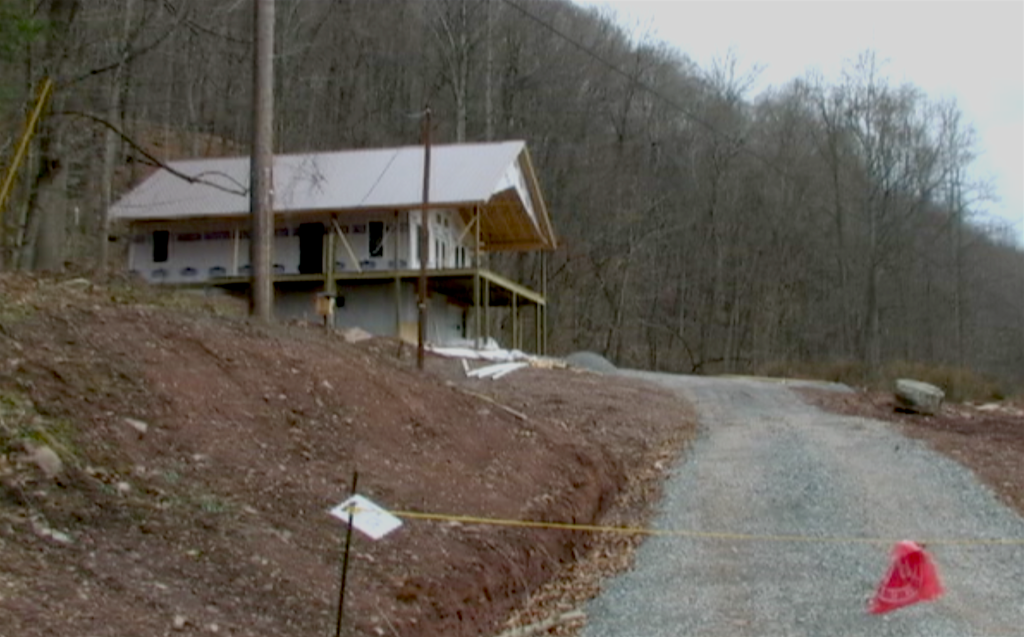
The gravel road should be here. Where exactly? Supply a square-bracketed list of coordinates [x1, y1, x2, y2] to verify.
[582, 372, 1024, 637]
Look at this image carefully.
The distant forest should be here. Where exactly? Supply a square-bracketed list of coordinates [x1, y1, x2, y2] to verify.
[2, 0, 1022, 385]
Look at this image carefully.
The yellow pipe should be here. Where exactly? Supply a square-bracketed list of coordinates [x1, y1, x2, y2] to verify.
[0, 77, 54, 226]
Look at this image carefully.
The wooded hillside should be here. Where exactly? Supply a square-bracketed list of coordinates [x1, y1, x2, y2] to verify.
[2, 0, 1022, 384]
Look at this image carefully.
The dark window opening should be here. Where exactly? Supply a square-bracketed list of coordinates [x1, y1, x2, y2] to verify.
[369, 221, 385, 258]
[153, 231, 169, 263]
[297, 223, 325, 274]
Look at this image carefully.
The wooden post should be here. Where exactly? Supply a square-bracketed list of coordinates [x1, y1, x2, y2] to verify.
[512, 292, 518, 350]
[394, 210, 401, 338]
[249, 0, 275, 322]
[473, 205, 481, 350]
[484, 276, 490, 345]
[231, 227, 240, 275]
[325, 218, 336, 298]
[535, 301, 541, 355]
[541, 251, 548, 355]
[417, 108, 431, 370]
[332, 220, 362, 274]
[334, 471, 359, 637]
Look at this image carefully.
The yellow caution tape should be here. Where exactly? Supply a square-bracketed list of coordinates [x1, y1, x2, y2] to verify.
[384, 509, 1024, 547]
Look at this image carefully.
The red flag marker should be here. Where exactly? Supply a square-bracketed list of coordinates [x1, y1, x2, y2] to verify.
[869, 541, 944, 614]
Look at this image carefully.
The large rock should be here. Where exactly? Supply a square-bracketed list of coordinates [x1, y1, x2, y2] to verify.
[565, 351, 617, 374]
[894, 379, 945, 415]
[29, 444, 63, 479]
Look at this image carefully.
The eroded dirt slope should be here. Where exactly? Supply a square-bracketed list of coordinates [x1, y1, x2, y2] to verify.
[0, 274, 695, 637]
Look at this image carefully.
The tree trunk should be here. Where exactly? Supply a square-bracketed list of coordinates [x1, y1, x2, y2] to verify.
[31, 152, 68, 271]
[99, 0, 137, 277]
[484, 0, 494, 141]
[22, 0, 80, 271]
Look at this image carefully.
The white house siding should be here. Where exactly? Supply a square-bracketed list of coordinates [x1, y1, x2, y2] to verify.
[130, 226, 248, 283]
[409, 210, 469, 270]
[333, 213, 411, 272]
[126, 209, 478, 284]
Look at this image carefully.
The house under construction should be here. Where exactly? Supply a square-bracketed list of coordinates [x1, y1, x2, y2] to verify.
[108, 141, 557, 352]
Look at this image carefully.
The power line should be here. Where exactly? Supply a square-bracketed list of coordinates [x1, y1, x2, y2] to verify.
[499, 0, 786, 175]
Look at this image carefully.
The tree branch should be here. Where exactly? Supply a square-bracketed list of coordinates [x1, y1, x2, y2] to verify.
[54, 110, 248, 196]
[61, 2, 187, 87]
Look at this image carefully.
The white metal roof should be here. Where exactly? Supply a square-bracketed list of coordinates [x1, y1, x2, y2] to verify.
[111, 140, 527, 220]
[111, 140, 556, 251]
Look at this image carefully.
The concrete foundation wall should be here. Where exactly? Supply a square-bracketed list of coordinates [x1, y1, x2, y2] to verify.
[273, 282, 466, 345]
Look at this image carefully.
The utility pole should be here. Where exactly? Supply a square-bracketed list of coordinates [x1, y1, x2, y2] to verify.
[417, 108, 432, 370]
[250, 0, 275, 322]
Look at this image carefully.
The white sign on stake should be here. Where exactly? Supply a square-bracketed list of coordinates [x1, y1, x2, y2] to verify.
[329, 495, 403, 540]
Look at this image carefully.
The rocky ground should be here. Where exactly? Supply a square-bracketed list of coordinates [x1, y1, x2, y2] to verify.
[0, 273, 696, 637]
[3, 273, 1020, 637]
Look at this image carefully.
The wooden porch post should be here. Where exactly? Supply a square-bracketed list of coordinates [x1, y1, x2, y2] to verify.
[535, 301, 541, 355]
[542, 251, 548, 355]
[512, 292, 518, 351]
[393, 210, 401, 337]
[473, 205, 481, 350]
[325, 220, 336, 295]
[231, 227, 240, 275]
[324, 219, 336, 328]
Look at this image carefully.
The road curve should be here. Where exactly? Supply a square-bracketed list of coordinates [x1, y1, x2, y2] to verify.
[582, 373, 1024, 637]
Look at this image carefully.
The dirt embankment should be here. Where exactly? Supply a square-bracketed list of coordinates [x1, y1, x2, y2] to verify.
[0, 274, 696, 637]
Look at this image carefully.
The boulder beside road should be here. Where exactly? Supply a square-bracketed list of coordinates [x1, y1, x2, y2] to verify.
[895, 379, 945, 415]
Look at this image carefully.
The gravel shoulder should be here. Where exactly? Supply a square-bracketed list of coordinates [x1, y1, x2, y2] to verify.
[583, 372, 1024, 637]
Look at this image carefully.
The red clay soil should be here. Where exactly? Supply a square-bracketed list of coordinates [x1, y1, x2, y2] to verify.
[798, 387, 1024, 516]
[0, 274, 695, 637]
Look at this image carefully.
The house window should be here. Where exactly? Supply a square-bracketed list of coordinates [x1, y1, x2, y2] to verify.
[369, 221, 384, 258]
[153, 231, 169, 263]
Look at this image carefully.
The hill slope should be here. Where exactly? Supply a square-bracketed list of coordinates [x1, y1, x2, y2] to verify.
[0, 274, 695, 637]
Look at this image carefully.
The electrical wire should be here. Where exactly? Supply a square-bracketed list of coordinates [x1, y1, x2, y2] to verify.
[499, 0, 785, 175]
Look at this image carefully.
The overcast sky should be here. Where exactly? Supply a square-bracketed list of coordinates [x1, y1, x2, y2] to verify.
[573, 0, 1023, 243]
